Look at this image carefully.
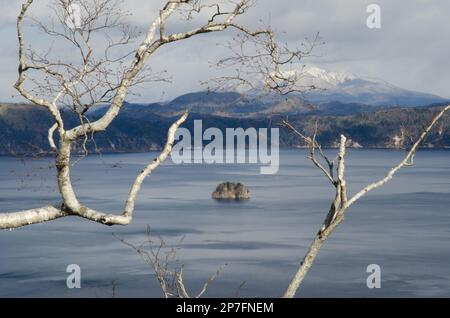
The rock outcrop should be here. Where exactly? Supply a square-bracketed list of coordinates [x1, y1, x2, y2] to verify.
[212, 182, 250, 201]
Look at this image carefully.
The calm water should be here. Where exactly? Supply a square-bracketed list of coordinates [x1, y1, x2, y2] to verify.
[0, 149, 450, 298]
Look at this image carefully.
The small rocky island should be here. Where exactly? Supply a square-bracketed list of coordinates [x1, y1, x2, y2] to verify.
[212, 182, 250, 201]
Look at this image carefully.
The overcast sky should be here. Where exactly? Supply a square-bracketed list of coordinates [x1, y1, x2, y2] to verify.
[0, 0, 449, 103]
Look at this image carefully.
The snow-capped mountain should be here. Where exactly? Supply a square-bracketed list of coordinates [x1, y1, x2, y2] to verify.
[302, 66, 356, 87]
[111, 66, 448, 119]
[294, 66, 448, 107]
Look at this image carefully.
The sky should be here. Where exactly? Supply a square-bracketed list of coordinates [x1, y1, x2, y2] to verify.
[0, 0, 449, 103]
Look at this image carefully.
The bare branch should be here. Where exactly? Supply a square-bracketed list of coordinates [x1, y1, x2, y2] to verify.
[15, 0, 65, 135]
[117, 227, 225, 298]
[0, 205, 68, 230]
[4, 0, 287, 229]
[196, 264, 227, 298]
[0, 111, 188, 228]
[282, 105, 450, 298]
[210, 29, 322, 96]
[346, 105, 450, 208]
[47, 123, 58, 152]
[282, 120, 335, 185]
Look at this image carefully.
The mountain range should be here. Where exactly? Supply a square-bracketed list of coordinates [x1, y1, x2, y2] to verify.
[300, 66, 447, 107]
[111, 66, 448, 118]
[0, 66, 449, 155]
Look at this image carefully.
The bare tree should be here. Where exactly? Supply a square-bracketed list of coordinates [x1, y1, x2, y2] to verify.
[0, 0, 309, 229]
[116, 227, 226, 298]
[281, 104, 450, 298]
[207, 29, 321, 95]
[5, 0, 445, 300]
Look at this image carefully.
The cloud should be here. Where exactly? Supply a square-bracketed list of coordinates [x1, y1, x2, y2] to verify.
[0, 0, 449, 103]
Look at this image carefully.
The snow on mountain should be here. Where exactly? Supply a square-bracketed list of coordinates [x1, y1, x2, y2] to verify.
[303, 66, 356, 87]
[293, 66, 448, 107]
[278, 66, 356, 89]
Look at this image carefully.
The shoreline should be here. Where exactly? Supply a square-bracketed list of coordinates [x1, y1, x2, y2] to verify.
[1, 147, 449, 158]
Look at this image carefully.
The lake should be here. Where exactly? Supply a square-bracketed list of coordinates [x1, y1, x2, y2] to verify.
[0, 149, 450, 297]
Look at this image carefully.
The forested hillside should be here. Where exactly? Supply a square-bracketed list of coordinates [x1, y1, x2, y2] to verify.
[0, 102, 449, 155]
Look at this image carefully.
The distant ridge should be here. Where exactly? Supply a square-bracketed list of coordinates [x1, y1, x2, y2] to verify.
[0, 101, 449, 155]
[290, 66, 448, 107]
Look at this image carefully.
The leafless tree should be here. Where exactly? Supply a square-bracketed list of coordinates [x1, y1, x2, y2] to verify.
[0, 0, 310, 229]
[207, 30, 321, 95]
[281, 104, 450, 298]
[4, 0, 445, 300]
[116, 227, 226, 298]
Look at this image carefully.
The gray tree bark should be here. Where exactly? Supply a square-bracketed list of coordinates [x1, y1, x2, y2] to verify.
[282, 105, 450, 298]
[1, 0, 270, 229]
